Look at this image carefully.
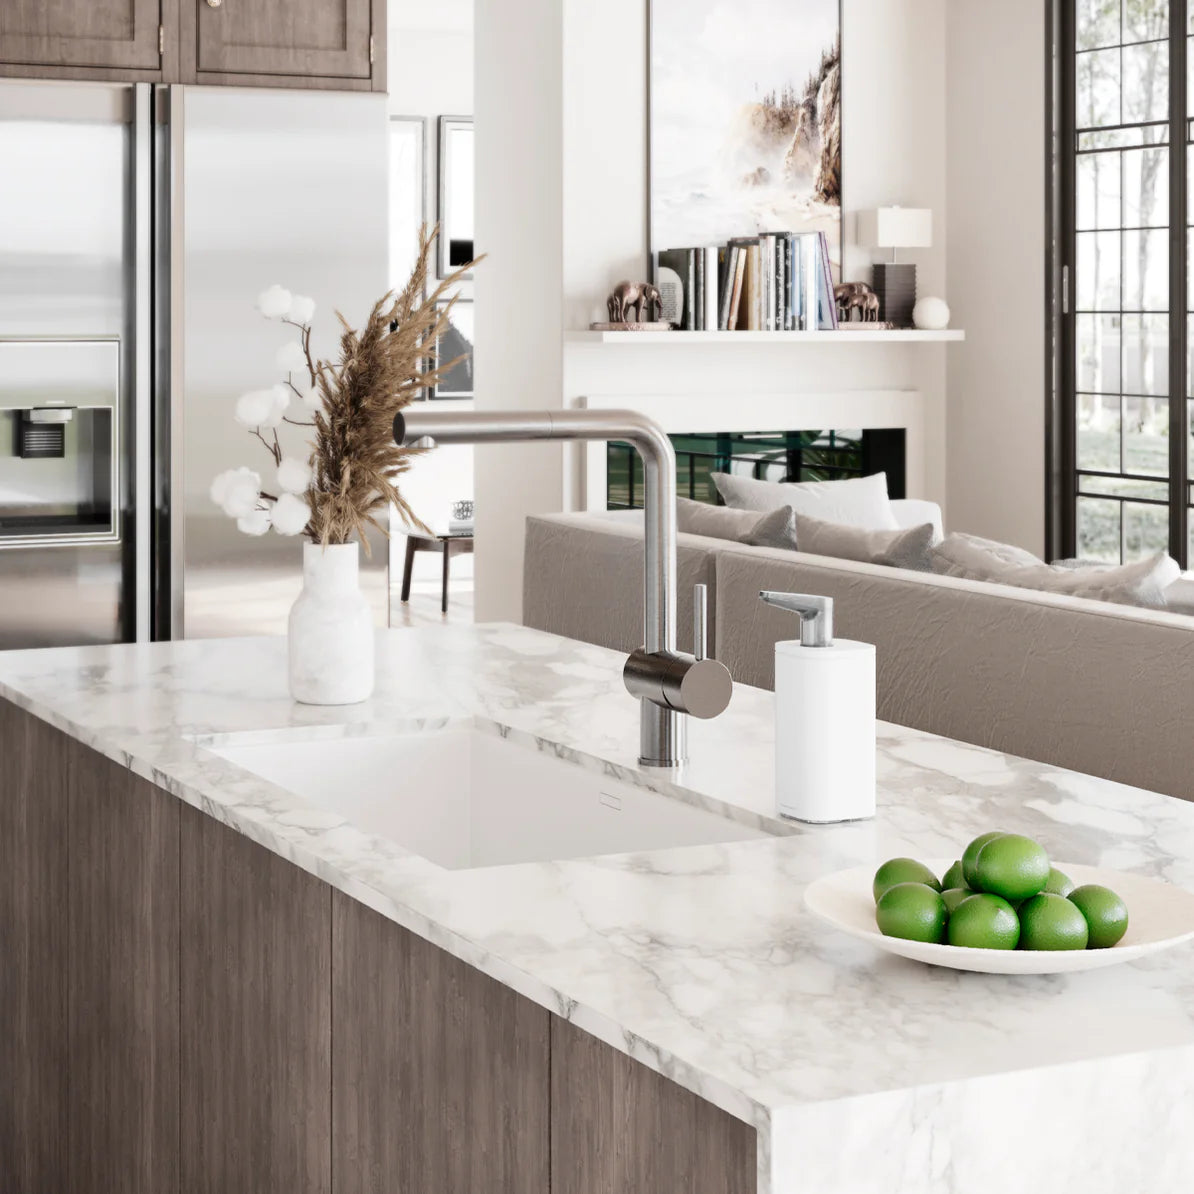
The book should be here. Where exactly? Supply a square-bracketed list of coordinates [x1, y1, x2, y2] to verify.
[817, 232, 839, 330]
[695, 249, 705, 331]
[795, 232, 819, 332]
[762, 234, 776, 331]
[763, 232, 792, 331]
[704, 246, 720, 333]
[657, 248, 697, 330]
[717, 246, 736, 330]
[726, 246, 746, 331]
[728, 237, 759, 331]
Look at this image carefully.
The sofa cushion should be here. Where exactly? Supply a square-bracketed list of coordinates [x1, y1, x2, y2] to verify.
[793, 513, 935, 571]
[676, 497, 774, 541]
[931, 532, 1180, 608]
[740, 507, 798, 550]
[711, 471, 899, 529]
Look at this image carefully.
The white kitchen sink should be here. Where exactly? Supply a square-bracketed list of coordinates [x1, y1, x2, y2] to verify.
[204, 723, 768, 870]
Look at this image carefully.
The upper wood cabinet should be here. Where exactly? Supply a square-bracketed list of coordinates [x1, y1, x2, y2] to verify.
[183, 0, 379, 88]
[0, 0, 164, 75]
[0, 0, 385, 90]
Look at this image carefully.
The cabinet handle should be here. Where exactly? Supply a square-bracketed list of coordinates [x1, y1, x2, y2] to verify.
[206, 0, 223, 7]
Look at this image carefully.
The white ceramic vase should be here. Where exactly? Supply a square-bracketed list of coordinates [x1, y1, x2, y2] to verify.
[288, 541, 374, 705]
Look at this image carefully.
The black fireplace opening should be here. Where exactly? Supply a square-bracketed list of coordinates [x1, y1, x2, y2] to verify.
[606, 429, 906, 510]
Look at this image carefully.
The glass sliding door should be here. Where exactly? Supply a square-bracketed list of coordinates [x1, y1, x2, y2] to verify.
[1059, 0, 1187, 563]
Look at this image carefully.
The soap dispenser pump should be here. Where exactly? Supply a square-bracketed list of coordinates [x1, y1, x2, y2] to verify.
[760, 592, 876, 824]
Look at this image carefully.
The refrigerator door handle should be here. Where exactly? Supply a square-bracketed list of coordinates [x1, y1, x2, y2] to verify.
[133, 83, 153, 643]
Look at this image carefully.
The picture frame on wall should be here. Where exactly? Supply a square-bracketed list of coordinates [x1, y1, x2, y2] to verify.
[437, 116, 475, 280]
[388, 116, 427, 293]
[648, 0, 843, 278]
[430, 298, 474, 400]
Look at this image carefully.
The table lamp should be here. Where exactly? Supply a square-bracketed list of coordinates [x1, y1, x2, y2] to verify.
[857, 207, 933, 327]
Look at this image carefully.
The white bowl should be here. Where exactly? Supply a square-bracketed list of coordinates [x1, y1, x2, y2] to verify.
[804, 859, 1194, 974]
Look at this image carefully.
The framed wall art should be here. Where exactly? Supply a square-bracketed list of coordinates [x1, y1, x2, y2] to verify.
[649, 0, 842, 278]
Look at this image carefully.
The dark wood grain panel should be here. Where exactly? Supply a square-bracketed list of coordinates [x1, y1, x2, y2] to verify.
[189, 0, 372, 82]
[551, 1017, 757, 1194]
[331, 893, 550, 1194]
[0, 0, 162, 72]
[0, 701, 70, 1193]
[68, 744, 180, 1194]
[180, 806, 332, 1194]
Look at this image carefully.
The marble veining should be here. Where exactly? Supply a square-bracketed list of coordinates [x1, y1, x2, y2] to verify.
[3, 623, 1194, 1194]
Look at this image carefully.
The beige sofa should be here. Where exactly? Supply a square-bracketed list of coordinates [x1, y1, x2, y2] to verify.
[524, 511, 1194, 802]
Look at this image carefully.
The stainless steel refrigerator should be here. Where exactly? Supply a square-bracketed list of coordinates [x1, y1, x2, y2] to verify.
[0, 80, 388, 649]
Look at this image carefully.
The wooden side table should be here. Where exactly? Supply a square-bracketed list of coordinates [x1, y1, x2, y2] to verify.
[399, 530, 475, 614]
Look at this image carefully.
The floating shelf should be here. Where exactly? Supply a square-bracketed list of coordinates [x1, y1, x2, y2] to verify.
[566, 328, 965, 344]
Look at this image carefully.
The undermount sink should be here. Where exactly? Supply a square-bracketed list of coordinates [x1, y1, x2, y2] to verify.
[204, 722, 768, 870]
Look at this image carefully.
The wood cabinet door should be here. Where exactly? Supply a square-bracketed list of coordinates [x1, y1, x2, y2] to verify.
[68, 746, 180, 1194]
[331, 893, 551, 1194]
[180, 806, 332, 1194]
[0, 703, 70, 1192]
[551, 1017, 758, 1194]
[188, 0, 372, 83]
[0, 0, 163, 72]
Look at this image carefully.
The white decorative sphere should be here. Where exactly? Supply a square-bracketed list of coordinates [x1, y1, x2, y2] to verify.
[912, 297, 950, 331]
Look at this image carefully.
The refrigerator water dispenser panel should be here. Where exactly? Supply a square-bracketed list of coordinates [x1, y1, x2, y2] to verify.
[0, 338, 120, 545]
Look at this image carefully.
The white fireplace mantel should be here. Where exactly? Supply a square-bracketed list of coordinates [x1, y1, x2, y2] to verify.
[576, 390, 927, 511]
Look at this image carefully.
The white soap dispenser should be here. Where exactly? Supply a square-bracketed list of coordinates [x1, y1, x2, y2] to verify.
[760, 591, 876, 823]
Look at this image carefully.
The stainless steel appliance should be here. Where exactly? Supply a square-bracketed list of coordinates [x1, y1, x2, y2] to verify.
[0, 80, 387, 648]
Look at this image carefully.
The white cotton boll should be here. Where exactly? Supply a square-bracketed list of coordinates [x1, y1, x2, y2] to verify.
[219, 468, 262, 519]
[237, 507, 272, 536]
[277, 456, 312, 494]
[210, 469, 235, 508]
[276, 340, 308, 375]
[300, 384, 322, 410]
[234, 389, 277, 428]
[270, 491, 311, 536]
[288, 294, 316, 324]
[268, 383, 292, 420]
[257, 284, 293, 319]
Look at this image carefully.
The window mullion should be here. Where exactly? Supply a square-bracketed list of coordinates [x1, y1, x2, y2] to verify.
[1169, 1, 1188, 566]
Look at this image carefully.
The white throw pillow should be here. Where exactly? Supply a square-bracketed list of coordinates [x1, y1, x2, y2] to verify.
[931, 533, 1180, 608]
[711, 471, 898, 530]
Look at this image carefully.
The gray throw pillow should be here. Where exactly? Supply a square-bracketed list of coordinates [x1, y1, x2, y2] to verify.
[740, 507, 798, 550]
[792, 513, 935, 571]
[931, 533, 1180, 608]
[675, 497, 776, 542]
[710, 470, 899, 529]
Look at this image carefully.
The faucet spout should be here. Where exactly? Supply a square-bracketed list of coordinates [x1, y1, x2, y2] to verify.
[393, 408, 733, 767]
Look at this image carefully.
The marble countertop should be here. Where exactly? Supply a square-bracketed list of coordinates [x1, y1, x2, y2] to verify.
[3, 623, 1194, 1192]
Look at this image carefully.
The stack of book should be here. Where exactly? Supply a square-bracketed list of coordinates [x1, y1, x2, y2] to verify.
[655, 231, 838, 332]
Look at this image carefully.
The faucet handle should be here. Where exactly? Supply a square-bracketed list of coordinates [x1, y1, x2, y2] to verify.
[693, 584, 708, 662]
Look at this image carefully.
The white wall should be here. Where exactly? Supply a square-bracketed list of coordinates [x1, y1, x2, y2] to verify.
[387, 0, 477, 576]
[476, 0, 950, 622]
[946, 0, 1046, 556]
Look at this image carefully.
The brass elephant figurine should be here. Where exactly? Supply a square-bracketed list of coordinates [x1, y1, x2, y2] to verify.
[834, 282, 881, 323]
[607, 280, 662, 324]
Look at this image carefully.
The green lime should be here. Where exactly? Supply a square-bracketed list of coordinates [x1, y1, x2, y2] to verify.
[941, 887, 971, 914]
[1068, 885, 1129, 949]
[972, 834, 1051, 902]
[875, 883, 948, 944]
[947, 893, 1020, 949]
[1043, 867, 1075, 897]
[1017, 893, 1089, 950]
[941, 860, 968, 891]
[872, 858, 941, 903]
[961, 831, 1006, 889]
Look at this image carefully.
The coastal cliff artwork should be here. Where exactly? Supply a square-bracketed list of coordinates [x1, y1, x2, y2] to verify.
[650, 0, 842, 274]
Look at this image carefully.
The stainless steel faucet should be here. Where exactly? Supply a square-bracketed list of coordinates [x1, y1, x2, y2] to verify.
[393, 407, 733, 767]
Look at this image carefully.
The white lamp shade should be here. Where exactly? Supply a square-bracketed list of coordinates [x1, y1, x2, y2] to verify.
[857, 207, 933, 249]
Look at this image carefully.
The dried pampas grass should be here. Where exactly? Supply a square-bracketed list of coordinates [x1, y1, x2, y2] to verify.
[299, 225, 477, 553]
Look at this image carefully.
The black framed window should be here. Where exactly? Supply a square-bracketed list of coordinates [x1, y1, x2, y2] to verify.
[1055, 0, 1188, 564]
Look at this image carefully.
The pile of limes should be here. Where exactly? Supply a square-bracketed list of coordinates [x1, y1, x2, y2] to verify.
[873, 832, 1129, 951]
